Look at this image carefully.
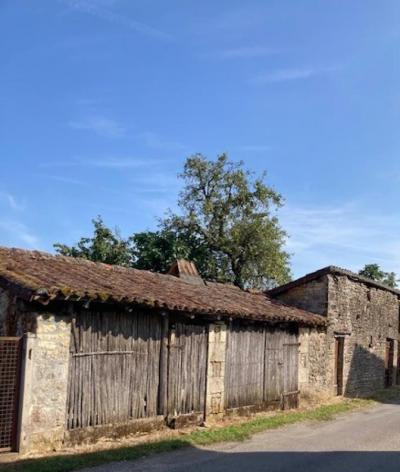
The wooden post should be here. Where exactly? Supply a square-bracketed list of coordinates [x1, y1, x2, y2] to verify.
[158, 313, 169, 417]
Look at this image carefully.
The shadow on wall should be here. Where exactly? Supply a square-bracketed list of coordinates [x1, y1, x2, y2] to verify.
[5, 448, 400, 472]
[345, 343, 394, 399]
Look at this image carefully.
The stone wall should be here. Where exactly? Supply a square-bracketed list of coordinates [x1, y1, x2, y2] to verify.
[298, 327, 329, 393]
[274, 276, 329, 316]
[274, 273, 400, 397]
[206, 322, 227, 418]
[273, 276, 331, 394]
[19, 313, 71, 452]
[327, 274, 399, 396]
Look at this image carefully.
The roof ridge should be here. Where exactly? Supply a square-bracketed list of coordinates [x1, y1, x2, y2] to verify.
[0, 245, 326, 326]
[268, 265, 400, 296]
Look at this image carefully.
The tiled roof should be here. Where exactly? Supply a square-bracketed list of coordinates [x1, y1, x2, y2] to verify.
[268, 265, 400, 297]
[0, 247, 326, 327]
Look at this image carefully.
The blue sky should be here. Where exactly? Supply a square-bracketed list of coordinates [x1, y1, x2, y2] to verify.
[1, 0, 400, 278]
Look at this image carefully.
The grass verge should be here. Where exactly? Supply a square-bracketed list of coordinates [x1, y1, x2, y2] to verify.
[1, 398, 375, 472]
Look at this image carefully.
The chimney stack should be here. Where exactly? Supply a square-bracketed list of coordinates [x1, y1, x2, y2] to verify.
[167, 259, 204, 286]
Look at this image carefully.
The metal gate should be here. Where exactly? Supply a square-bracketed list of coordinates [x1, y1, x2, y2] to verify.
[0, 337, 22, 452]
[166, 321, 208, 423]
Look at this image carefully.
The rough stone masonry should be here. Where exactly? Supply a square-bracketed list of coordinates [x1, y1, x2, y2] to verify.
[270, 268, 400, 397]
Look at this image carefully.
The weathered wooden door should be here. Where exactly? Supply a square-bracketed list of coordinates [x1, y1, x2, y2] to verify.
[263, 330, 284, 405]
[225, 324, 299, 410]
[282, 339, 300, 409]
[385, 338, 394, 388]
[0, 337, 22, 453]
[225, 324, 265, 408]
[66, 311, 162, 430]
[335, 337, 344, 395]
[166, 322, 208, 422]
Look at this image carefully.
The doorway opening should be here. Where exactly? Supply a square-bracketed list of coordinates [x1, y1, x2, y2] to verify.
[385, 338, 394, 388]
[335, 336, 344, 396]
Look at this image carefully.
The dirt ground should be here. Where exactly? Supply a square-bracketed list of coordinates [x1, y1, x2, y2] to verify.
[0, 391, 340, 465]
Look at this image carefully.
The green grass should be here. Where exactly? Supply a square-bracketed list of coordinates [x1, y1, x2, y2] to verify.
[0, 398, 375, 472]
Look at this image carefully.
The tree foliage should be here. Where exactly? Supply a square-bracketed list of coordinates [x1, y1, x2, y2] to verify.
[54, 216, 135, 267]
[163, 154, 291, 288]
[54, 154, 291, 289]
[131, 228, 215, 277]
[358, 263, 398, 288]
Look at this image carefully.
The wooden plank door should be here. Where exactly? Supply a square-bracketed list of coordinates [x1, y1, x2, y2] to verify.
[224, 324, 265, 409]
[385, 338, 394, 388]
[282, 335, 300, 409]
[66, 311, 163, 430]
[335, 337, 345, 395]
[166, 322, 208, 421]
[263, 330, 284, 405]
[0, 337, 22, 453]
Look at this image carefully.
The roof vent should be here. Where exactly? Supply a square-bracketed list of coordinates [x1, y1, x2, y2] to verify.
[167, 259, 204, 286]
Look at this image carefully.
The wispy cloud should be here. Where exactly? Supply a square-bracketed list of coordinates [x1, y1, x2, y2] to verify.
[210, 6, 271, 33]
[130, 173, 180, 194]
[136, 132, 187, 151]
[68, 116, 127, 138]
[238, 145, 271, 152]
[61, 0, 171, 41]
[216, 46, 279, 59]
[0, 192, 25, 211]
[46, 175, 88, 186]
[84, 157, 161, 169]
[252, 66, 340, 84]
[280, 201, 400, 277]
[41, 157, 163, 170]
[0, 220, 39, 248]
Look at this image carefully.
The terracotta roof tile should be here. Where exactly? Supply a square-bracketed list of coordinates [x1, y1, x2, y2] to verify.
[0, 247, 326, 327]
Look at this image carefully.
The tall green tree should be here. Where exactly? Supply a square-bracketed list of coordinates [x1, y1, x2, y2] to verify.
[163, 154, 291, 289]
[358, 263, 398, 288]
[54, 216, 135, 266]
[54, 154, 291, 289]
[131, 228, 214, 276]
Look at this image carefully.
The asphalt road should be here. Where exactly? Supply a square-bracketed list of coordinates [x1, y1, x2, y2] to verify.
[82, 401, 400, 472]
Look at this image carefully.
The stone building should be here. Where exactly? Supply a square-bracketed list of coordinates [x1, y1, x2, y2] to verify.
[0, 247, 324, 454]
[1, 246, 399, 455]
[269, 266, 400, 397]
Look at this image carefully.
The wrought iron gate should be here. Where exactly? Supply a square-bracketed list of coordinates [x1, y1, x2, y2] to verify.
[0, 337, 22, 452]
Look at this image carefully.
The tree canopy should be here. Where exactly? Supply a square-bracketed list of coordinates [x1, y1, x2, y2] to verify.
[54, 216, 135, 267]
[163, 154, 290, 288]
[54, 154, 291, 289]
[358, 263, 398, 288]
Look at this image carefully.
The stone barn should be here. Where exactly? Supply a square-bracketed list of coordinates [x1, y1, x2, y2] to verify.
[269, 266, 400, 397]
[0, 248, 324, 454]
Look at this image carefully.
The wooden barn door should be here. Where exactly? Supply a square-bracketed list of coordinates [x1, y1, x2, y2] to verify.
[264, 331, 299, 409]
[0, 337, 22, 453]
[282, 337, 300, 409]
[66, 311, 163, 430]
[165, 321, 208, 423]
[225, 324, 300, 411]
[263, 330, 284, 405]
[225, 324, 266, 409]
